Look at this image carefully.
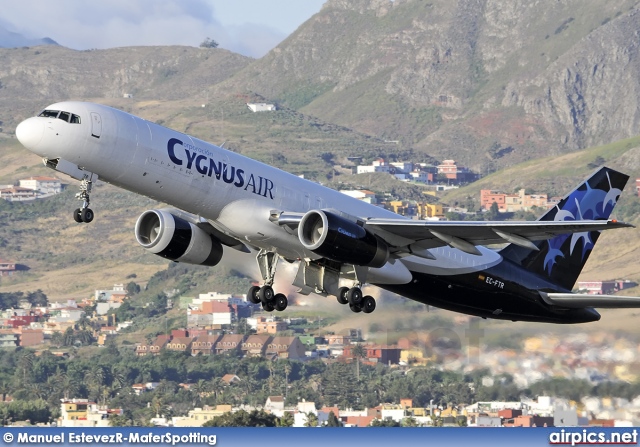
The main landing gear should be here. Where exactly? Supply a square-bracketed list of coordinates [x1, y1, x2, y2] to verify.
[247, 249, 376, 314]
[73, 176, 94, 223]
[248, 249, 288, 312]
[336, 286, 376, 314]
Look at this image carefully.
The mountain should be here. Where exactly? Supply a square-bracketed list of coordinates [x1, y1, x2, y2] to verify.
[0, 24, 58, 48]
[220, 0, 640, 171]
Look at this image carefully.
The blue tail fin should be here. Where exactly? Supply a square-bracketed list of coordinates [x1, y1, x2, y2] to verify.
[500, 167, 629, 290]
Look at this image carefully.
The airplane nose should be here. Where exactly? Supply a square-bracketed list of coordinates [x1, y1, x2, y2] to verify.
[16, 117, 44, 151]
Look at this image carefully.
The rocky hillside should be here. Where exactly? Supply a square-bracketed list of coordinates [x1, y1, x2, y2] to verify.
[3, 1, 640, 172]
[220, 0, 640, 171]
[0, 45, 252, 130]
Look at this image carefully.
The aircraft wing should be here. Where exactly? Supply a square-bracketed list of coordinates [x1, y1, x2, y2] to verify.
[363, 218, 633, 255]
[540, 292, 640, 308]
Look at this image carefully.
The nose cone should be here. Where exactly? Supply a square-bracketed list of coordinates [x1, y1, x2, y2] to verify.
[16, 117, 44, 152]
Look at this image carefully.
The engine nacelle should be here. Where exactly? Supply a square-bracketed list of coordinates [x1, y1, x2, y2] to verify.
[298, 210, 389, 268]
[135, 209, 223, 266]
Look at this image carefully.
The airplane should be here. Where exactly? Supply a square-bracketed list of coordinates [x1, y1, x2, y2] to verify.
[14, 101, 640, 324]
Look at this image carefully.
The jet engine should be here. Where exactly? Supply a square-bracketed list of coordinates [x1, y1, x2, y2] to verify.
[298, 210, 389, 268]
[135, 209, 223, 266]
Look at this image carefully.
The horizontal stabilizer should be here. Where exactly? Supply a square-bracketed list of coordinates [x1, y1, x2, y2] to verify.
[540, 292, 640, 308]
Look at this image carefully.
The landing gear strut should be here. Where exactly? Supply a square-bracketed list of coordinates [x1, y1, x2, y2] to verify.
[248, 250, 289, 312]
[74, 175, 94, 223]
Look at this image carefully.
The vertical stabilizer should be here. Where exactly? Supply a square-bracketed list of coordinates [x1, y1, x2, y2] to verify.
[500, 167, 629, 290]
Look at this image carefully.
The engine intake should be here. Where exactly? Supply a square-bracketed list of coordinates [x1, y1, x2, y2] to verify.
[135, 209, 223, 266]
[298, 210, 388, 268]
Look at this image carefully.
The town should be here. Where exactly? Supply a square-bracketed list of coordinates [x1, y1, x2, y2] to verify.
[0, 282, 639, 427]
[2, 165, 640, 428]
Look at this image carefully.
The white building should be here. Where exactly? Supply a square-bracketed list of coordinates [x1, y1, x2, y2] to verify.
[19, 176, 62, 194]
[247, 103, 276, 112]
[293, 401, 318, 427]
[95, 284, 126, 301]
[58, 399, 123, 427]
[389, 162, 413, 173]
[340, 190, 377, 204]
[356, 159, 390, 174]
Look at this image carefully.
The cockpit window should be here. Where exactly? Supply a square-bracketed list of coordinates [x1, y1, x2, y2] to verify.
[39, 110, 59, 118]
[38, 109, 81, 124]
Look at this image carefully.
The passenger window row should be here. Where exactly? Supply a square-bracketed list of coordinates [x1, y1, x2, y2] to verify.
[38, 109, 81, 124]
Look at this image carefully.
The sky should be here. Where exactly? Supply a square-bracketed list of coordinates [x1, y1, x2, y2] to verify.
[0, 0, 326, 58]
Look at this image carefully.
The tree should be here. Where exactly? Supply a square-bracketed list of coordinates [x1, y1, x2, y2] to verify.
[126, 281, 141, 296]
[50, 331, 63, 347]
[200, 37, 219, 48]
[62, 327, 76, 347]
[326, 411, 342, 427]
[203, 410, 277, 427]
[277, 412, 294, 427]
[351, 344, 366, 381]
[304, 412, 318, 427]
[487, 201, 501, 220]
[17, 351, 35, 383]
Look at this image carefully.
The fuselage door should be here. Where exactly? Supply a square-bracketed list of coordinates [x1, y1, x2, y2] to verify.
[90, 112, 102, 138]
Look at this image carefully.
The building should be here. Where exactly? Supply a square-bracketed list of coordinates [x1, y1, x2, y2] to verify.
[0, 186, 39, 201]
[135, 335, 170, 356]
[266, 336, 307, 360]
[247, 103, 276, 112]
[165, 336, 192, 352]
[256, 317, 288, 334]
[480, 189, 548, 212]
[340, 190, 378, 204]
[576, 280, 637, 295]
[58, 399, 122, 427]
[214, 334, 245, 355]
[95, 284, 127, 301]
[19, 176, 62, 194]
[188, 294, 253, 328]
[356, 159, 390, 174]
[343, 344, 401, 365]
[0, 330, 18, 348]
[17, 328, 44, 347]
[265, 396, 285, 416]
[437, 160, 478, 184]
[0, 259, 17, 276]
[241, 334, 272, 357]
[173, 405, 233, 427]
[191, 335, 220, 356]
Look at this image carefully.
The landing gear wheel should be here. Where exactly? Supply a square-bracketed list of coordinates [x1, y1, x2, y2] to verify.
[262, 301, 275, 312]
[274, 293, 288, 312]
[247, 286, 261, 304]
[349, 303, 362, 313]
[362, 295, 376, 314]
[347, 287, 363, 306]
[258, 285, 274, 304]
[337, 287, 349, 305]
[81, 208, 94, 223]
[73, 208, 83, 223]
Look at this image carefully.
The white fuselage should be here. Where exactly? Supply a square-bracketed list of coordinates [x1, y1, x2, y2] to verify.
[15, 101, 502, 279]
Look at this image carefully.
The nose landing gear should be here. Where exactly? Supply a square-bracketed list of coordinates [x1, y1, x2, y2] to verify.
[73, 175, 94, 223]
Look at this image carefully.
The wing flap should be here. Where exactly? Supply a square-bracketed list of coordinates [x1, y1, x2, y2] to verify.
[364, 219, 632, 253]
[540, 292, 640, 308]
